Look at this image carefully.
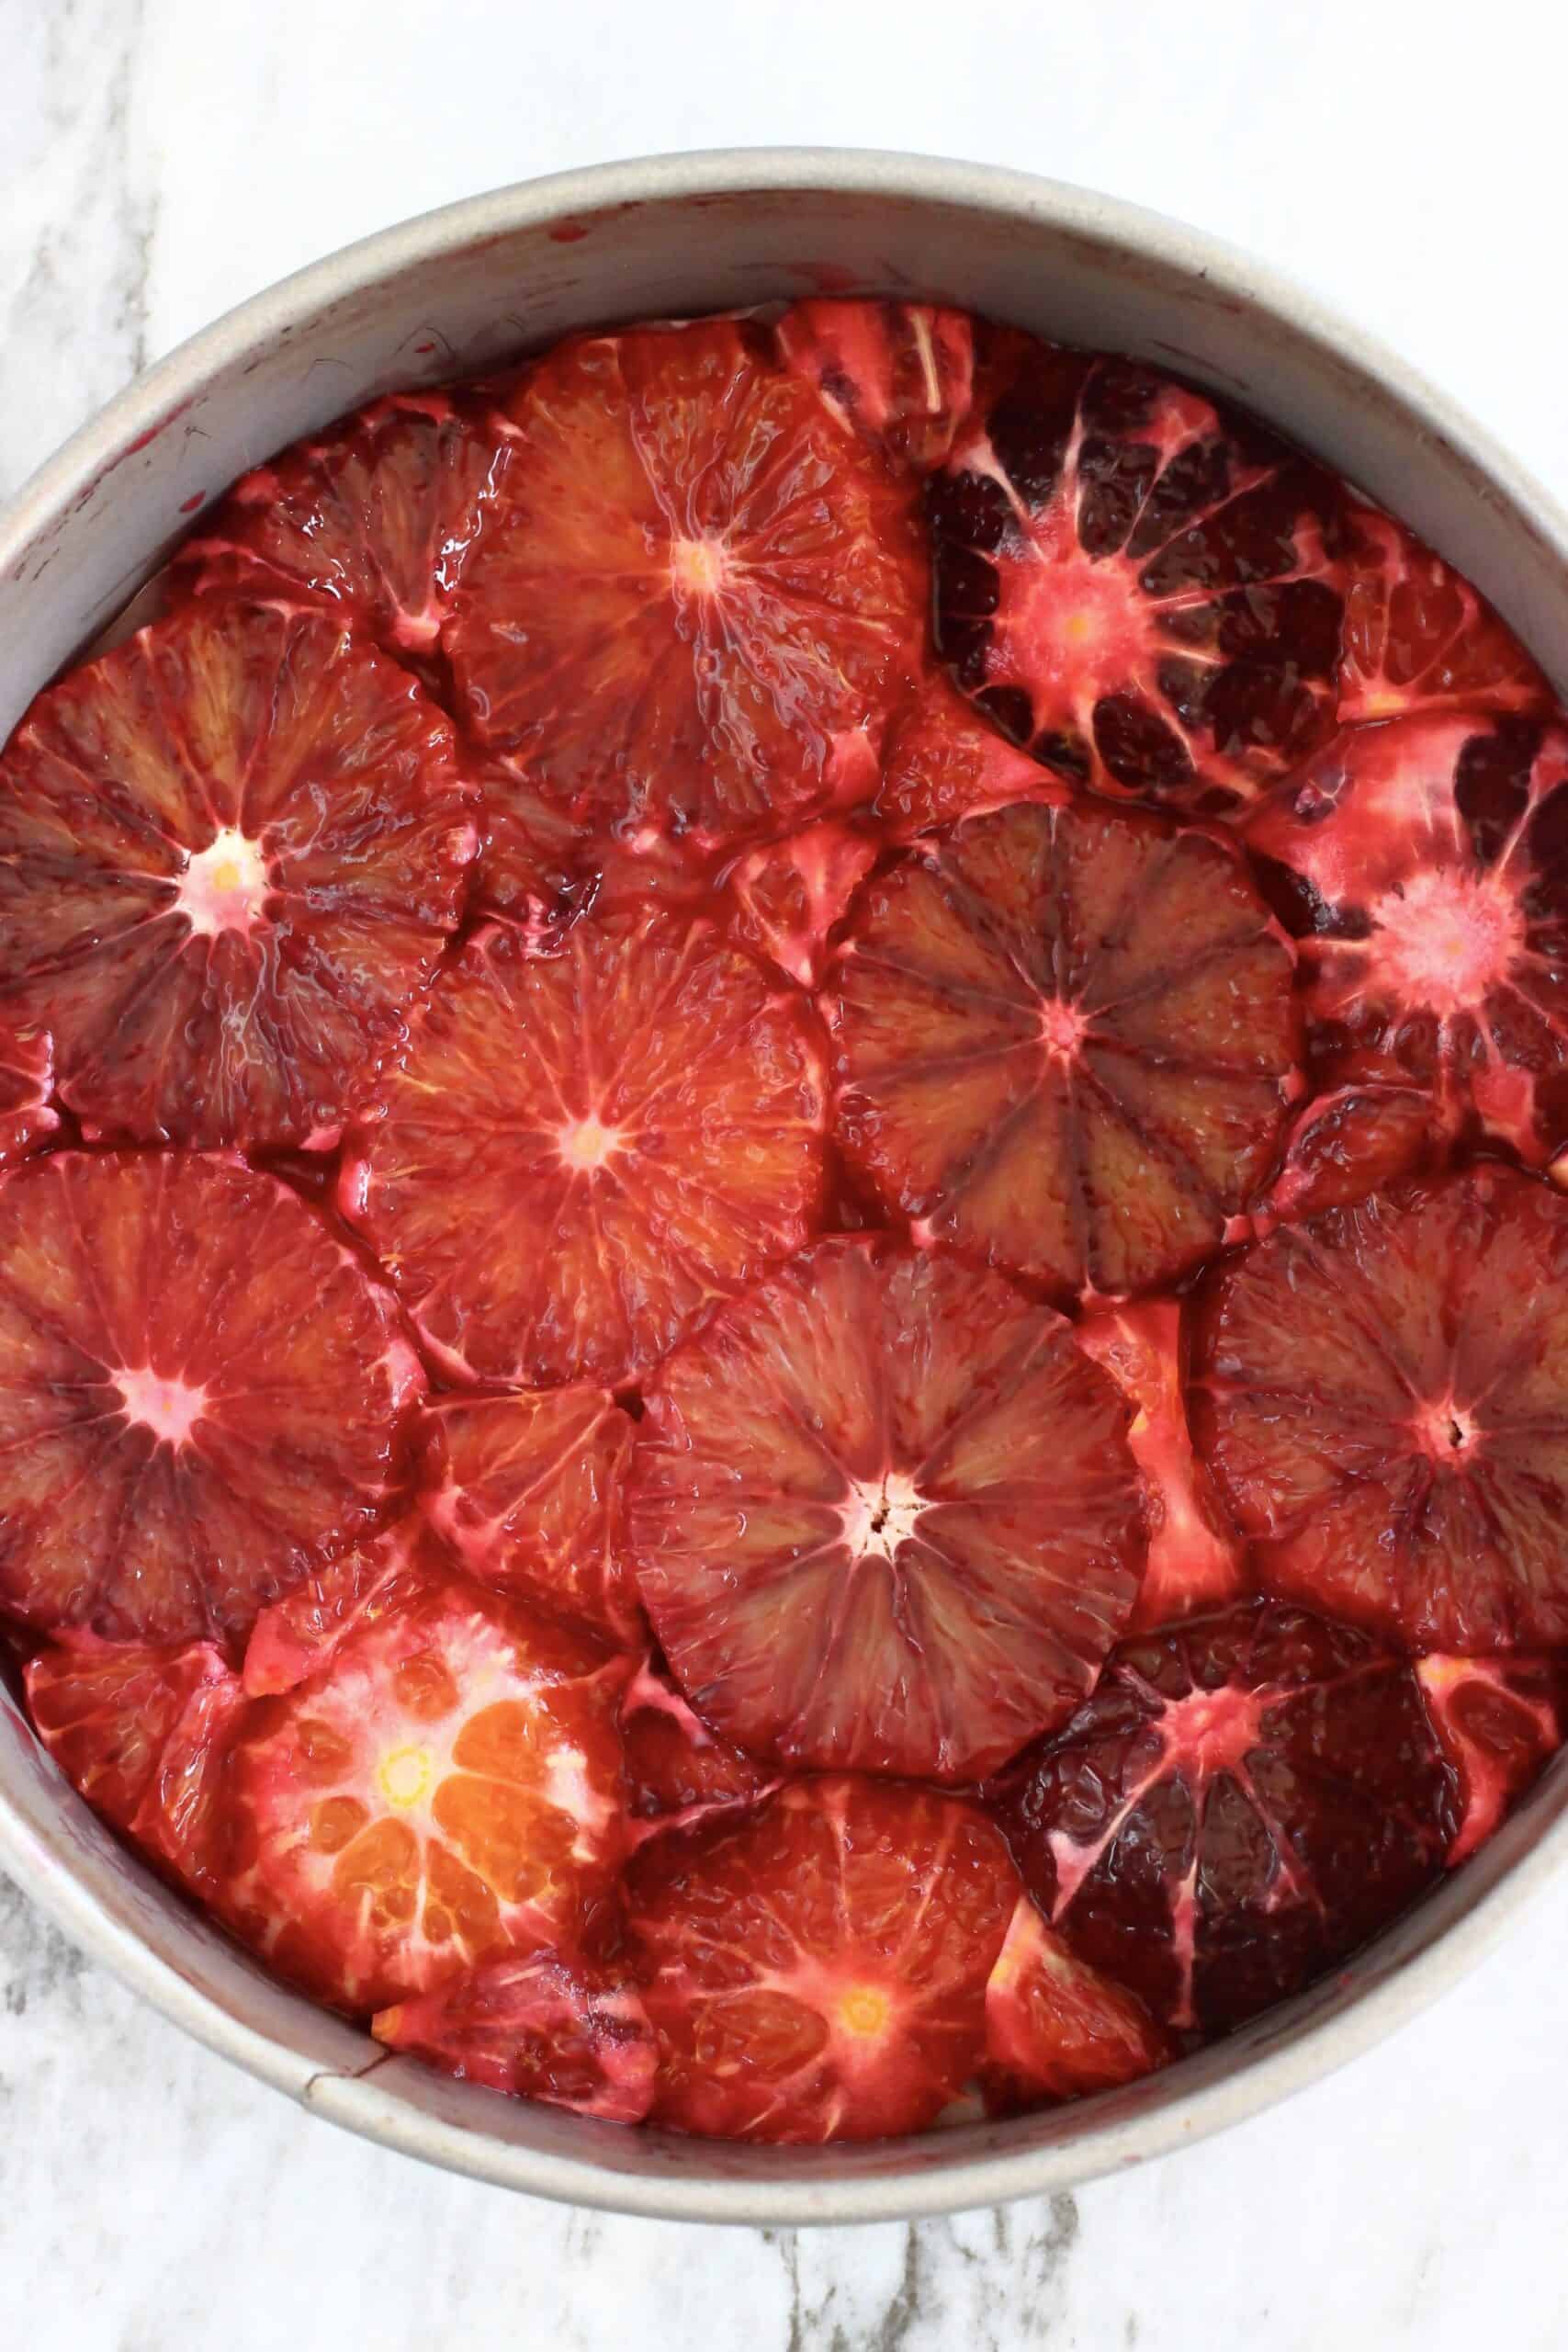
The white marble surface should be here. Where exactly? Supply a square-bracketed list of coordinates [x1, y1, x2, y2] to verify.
[6, 4, 1568, 2344]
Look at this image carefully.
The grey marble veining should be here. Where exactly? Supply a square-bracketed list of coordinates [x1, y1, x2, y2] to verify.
[6, 6, 1568, 2346]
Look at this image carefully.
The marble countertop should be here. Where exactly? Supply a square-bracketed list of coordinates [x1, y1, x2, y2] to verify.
[6, 5, 1568, 2346]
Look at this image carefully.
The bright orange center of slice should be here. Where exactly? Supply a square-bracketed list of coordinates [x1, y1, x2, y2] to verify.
[377, 1743, 434, 1808]
[557, 1115, 624, 1172]
[837, 1984, 893, 2039]
[670, 536, 730, 597]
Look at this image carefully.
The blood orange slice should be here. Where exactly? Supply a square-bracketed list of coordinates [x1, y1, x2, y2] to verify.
[342, 912, 827, 1388]
[728, 822, 878, 988]
[0, 1152, 422, 1645]
[1190, 1166, 1568, 1649]
[990, 1600, 1455, 2035]
[619, 1656, 777, 1839]
[1337, 503, 1552, 725]
[444, 322, 925, 846]
[929, 332, 1346, 808]
[1076, 1300, 1247, 1633]
[25, 1633, 248, 1891]
[1415, 1653, 1567, 1865]
[827, 801, 1299, 1300]
[980, 1894, 1171, 2113]
[776, 300, 975, 472]
[628, 1235, 1145, 1781]
[372, 1944, 656, 2120]
[1247, 1082, 1436, 1231]
[177, 393, 511, 665]
[626, 1776, 1018, 2142]
[0, 603, 478, 1148]
[240, 1518, 436, 1697]
[873, 670, 1061, 841]
[419, 1387, 640, 1643]
[231, 1570, 630, 2011]
[0, 1019, 58, 1167]
[1245, 716, 1568, 1167]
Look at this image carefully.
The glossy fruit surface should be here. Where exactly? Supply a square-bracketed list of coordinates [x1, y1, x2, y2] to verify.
[829, 800, 1298, 1298]
[626, 1776, 1018, 2142]
[0, 1152, 422, 1644]
[992, 1600, 1455, 2034]
[1191, 1167, 1568, 1649]
[342, 912, 826, 1387]
[0, 603, 476, 1148]
[630, 1236, 1145, 1781]
[373, 1943, 657, 2121]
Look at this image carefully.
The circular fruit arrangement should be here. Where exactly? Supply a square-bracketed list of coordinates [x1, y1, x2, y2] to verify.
[4, 299, 1566, 2150]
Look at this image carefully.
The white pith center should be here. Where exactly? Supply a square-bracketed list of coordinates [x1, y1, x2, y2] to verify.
[1038, 994, 1088, 1059]
[1369, 867, 1523, 1017]
[175, 827, 271, 939]
[671, 536, 730, 597]
[377, 1743, 434, 1809]
[114, 1364, 209, 1447]
[1409, 1393, 1476, 1463]
[840, 1470, 925, 1562]
[557, 1115, 625, 1172]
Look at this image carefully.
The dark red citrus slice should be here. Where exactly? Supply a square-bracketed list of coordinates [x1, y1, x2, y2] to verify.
[1076, 1300, 1247, 1633]
[629, 1235, 1145, 1781]
[776, 300, 975, 472]
[728, 821, 878, 987]
[177, 393, 511, 662]
[444, 322, 926, 845]
[1247, 1082, 1436, 1232]
[371, 1943, 656, 2120]
[1337, 503, 1552, 725]
[469, 752, 584, 929]
[418, 1387, 640, 1644]
[25, 1632, 248, 1891]
[342, 912, 827, 1387]
[619, 1656, 778, 1840]
[873, 670, 1062, 841]
[990, 1600, 1455, 2035]
[626, 1776, 1018, 2142]
[0, 603, 478, 1148]
[231, 1570, 630, 2011]
[0, 1019, 58, 1167]
[1416, 1653, 1567, 1864]
[980, 1894, 1171, 2114]
[0, 1152, 423, 1645]
[1190, 1165, 1568, 1649]
[827, 800, 1300, 1299]
[928, 331, 1346, 808]
[1245, 716, 1568, 1167]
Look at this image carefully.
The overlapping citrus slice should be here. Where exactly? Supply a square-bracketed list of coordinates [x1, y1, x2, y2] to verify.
[418, 1386, 640, 1644]
[1245, 715, 1568, 1167]
[372, 1943, 657, 2120]
[827, 801, 1299, 1299]
[25, 1633, 248, 1892]
[980, 1894, 1171, 2114]
[239, 1519, 437, 1697]
[628, 1235, 1145, 1781]
[0, 1152, 423, 1645]
[0, 603, 478, 1148]
[990, 1600, 1455, 2035]
[1190, 1166, 1568, 1650]
[776, 299, 975, 472]
[1415, 1654, 1568, 1865]
[928, 331, 1346, 808]
[1076, 1299, 1247, 1632]
[1337, 503, 1552, 724]
[1246, 1082, 1436, 1231]
[444, 322, 926, 848]
[872, 670, 1061, 841]
[0, 1019, 58, 1167]
[342, 911, 827, 1388]
[231, 1569, 630, 2011]
[177, 392, 512, 664]
[619, 1656, 778, 1840]
[626, 1776, 1018, 2142]
[728, 821, 879, 987]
